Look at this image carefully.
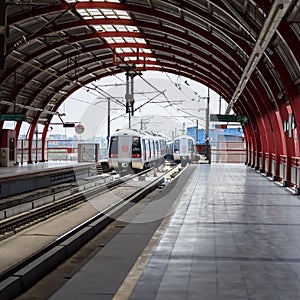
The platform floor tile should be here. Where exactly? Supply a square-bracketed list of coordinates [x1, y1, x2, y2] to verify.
[129, 164, 300, 300]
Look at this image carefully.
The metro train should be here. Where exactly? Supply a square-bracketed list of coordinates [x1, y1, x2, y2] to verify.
[173, 135, 195, 165]
[108, 129, 168, 172]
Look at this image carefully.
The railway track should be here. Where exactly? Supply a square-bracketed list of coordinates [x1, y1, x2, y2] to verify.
[0, 163, 182, 300]
[0, 165, 169, 236]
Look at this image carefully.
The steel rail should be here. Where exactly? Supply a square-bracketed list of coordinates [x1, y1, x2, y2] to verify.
[0, 166, 159, 235]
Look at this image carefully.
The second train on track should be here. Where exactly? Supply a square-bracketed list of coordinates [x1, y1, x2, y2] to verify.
[108, 129, 195, 172]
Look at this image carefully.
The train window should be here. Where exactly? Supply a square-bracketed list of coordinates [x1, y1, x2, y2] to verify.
[109, 136, 118, 158]
[152, 140, 155, 156]
[148, 140, 151, 158]
[174, 140, 179, 153]
[155, 141, 159, 155]
[132, 136, 141, 158]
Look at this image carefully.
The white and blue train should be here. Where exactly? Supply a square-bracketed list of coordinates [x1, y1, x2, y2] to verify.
[108, 129, 168, 172]
[173, 135, 195, 165]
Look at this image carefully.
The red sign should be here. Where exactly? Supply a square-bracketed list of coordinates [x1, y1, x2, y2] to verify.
[122, 145, 129, 152]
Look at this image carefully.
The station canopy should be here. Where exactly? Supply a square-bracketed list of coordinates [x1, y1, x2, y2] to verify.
[0, 0, 299, 127]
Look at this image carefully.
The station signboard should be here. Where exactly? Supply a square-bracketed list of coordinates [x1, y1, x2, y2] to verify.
[0, 113, 26, 121]
[210, 114, 248, 123]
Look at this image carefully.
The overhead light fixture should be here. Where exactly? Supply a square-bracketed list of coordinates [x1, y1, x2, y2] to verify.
[225, 0, 293, 114]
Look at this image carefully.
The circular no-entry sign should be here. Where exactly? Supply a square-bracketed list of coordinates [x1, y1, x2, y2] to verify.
[75, 124, 84, 134]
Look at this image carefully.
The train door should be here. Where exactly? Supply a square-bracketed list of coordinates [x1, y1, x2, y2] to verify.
[132, 136, 141, 158]
[142, 139, 146, 160]
[152, 140, 155, 160]
[144, 139, 149, 160]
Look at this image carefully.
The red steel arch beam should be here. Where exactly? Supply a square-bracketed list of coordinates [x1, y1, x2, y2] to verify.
[4, 8, 254, 126]
[258, 62, 288, 178]
[277, 22, 300, 158]
[5, 6, 251, 81]
[6, 1, 278, 117]
[27, 17, 248, 68]
[250, 77, 282, 174]
[8, 2, 253, 56]
[73, 1, 252, 48]
[2, 22, 245, 110]
[12, 43, 239, 126]
[238, 84, 272, 172]
[7, 34, 240, 107]
[278, 22, 300, 68]
[232, 67, 282, 157]
[234, 87, 267, 169]
[269, 52, 298, 183]
[6, 18, 244, 82]
[99, 29, 241, 74]
[225, 92, 260, 168]
[239, 65, 297, 173]
[7, 2, 282, 124]
[1, 32, 104, 86]
[8, 52, 113, 114]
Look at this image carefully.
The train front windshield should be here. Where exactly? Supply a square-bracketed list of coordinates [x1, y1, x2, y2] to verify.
[109, 136, 118, 158]
[174, 140, 179, 153]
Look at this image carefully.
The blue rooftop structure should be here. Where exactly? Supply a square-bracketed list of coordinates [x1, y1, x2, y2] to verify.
[187, 126, 244, 145]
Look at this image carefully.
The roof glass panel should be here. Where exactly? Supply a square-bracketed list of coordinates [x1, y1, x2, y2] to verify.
[102, 24, 116, 31]
[127, 26, 139, 32]
[69, 0, 155, 66]
[104, 37, 115, 43]
[125, 57, 137, 61]
[122, 48, 134, 53]
[114, 25, 127, 31]
[124, 37, 135, 43]
[135, 38, 147, 44]
[140, 49, 151, 53]
[113, 37, 125, 43]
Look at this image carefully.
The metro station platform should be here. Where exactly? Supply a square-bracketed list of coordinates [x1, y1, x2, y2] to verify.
[49, 164, 300, 300]
[0, 161, 94, 199]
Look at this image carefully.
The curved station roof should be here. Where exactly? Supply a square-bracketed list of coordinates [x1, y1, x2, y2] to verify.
[1, 0, 300, 175]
